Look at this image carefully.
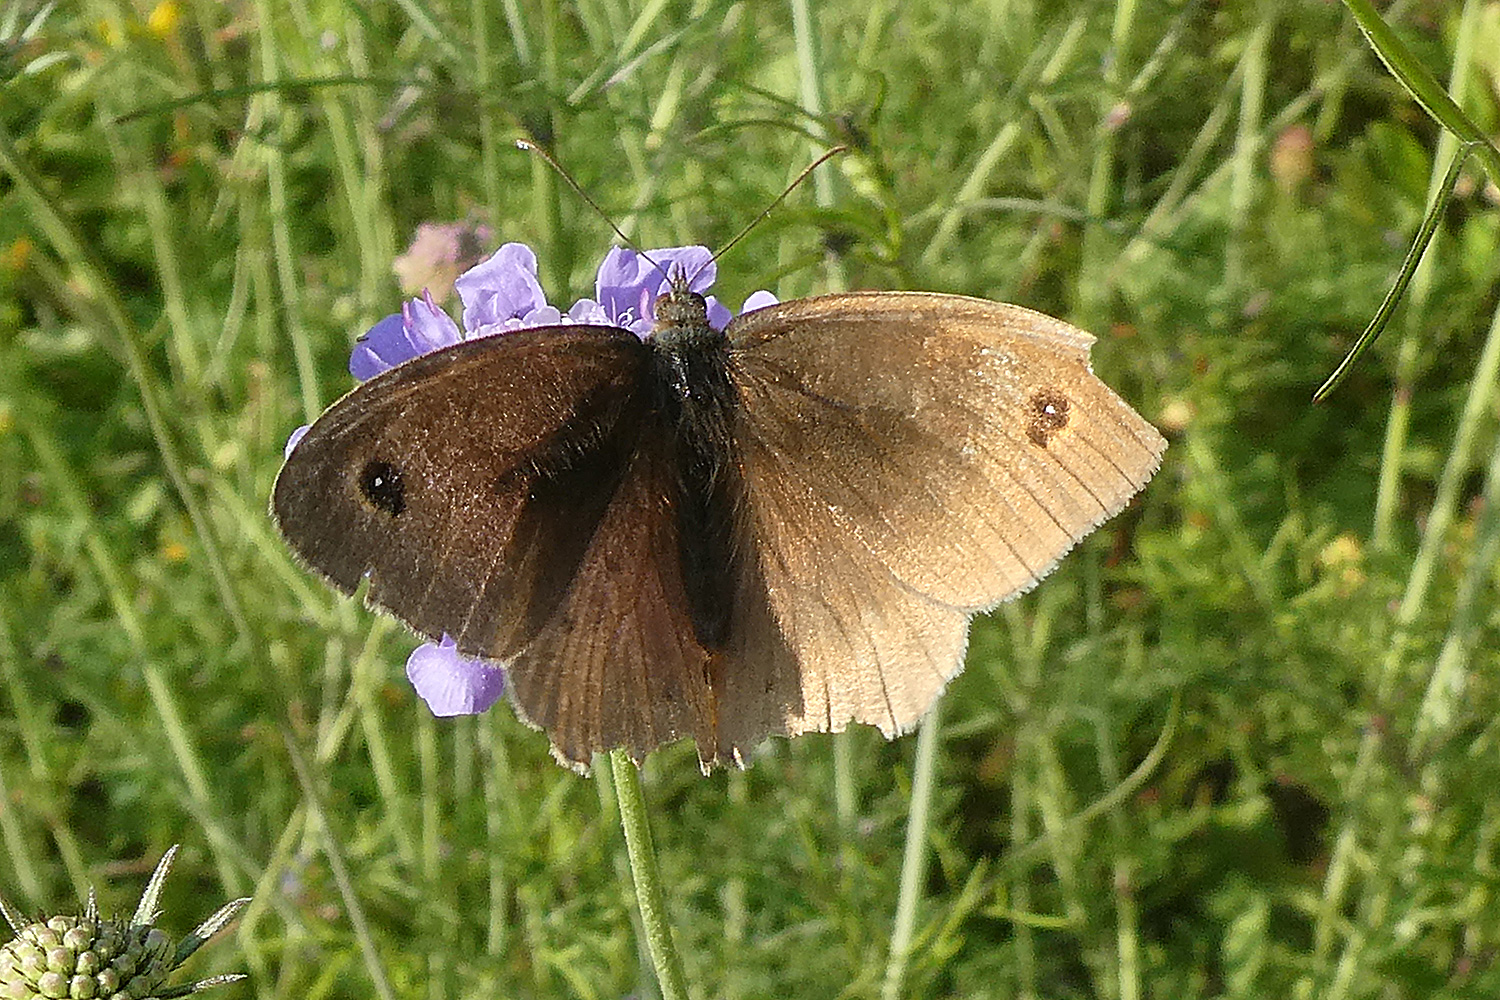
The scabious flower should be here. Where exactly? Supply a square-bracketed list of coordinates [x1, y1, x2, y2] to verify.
[348, 291, 462, 380]
[0, 846, 248, 1000]
[291, 240, 776, 719]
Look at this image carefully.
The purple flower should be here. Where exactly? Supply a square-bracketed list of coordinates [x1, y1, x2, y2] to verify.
[740, 289, 779, 313]
[455, 242, 561, 334]
[290, 239, 777, 718]
[406, 636, 506, 716]
[284, 424, 309, 459]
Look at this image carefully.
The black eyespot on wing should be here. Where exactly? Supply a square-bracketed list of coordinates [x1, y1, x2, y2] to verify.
[359, 460, 406, 515]
[1026, 389, 1071, 447]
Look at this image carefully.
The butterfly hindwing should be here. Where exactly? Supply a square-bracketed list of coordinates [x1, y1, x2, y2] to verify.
[503, 422, 720, 768]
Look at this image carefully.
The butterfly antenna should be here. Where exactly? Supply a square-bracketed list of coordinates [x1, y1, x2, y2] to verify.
[515, 138, 665, 275]
[708, 145, 848, 268]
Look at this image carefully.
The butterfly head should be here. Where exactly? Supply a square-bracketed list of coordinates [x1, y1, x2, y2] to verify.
[648, 268, 713, 342]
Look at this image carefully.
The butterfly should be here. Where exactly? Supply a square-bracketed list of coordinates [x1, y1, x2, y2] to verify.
[273, 244, 1165, 771]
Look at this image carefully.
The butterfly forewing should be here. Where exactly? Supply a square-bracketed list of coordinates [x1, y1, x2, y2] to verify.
[727, 292, 1166, 609]
[273, 325, 659, 661]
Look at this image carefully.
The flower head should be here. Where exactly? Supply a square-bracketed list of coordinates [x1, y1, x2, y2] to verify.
[567, 246, 735, 335]
[455, 242, 563, 336]
[0, 846, 248, 1000]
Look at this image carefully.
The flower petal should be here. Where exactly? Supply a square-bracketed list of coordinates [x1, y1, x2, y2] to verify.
[283, 425, 310, 458]
[456, 243, 549, 331]
[594, 247, 653, 328]
[349, 295, 462, 380]
[705, 295, 732, 331]
[405, 291, 464, 354]
[349, 313, 408, 380]
[406, 637, 507, 717]
[468, 303, 569, 340]
[594, 246, 717, 333]
[652, 246, 716, 294]
[566, 297, 609, 324]
[741, 289, 779, 313]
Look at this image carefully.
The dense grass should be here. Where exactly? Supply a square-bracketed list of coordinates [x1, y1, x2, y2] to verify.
[3, 0, 1500, 997]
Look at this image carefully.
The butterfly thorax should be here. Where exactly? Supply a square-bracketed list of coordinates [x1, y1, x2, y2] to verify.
[648, 284, 729, 404]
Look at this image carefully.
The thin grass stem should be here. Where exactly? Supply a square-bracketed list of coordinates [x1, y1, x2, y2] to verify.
[881, 702, 942, 1000]
[1368, 0, 1485, 545]
[284, 731, 396, 1000]
[1341, 0, 1500, 181]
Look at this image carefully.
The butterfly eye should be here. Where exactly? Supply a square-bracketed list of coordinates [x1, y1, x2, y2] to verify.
[1026, 390, 1072, 447]
[359, 460, 407, 515]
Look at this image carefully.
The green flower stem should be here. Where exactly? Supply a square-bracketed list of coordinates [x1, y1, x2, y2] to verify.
[881, 701, 942, 1000]
[1341, 0, 1500, 181]
[610, 750, 692, 1000]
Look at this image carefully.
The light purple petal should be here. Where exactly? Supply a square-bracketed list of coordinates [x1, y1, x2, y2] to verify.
[593, 247, 653, 329]
[405, 291, 464, 353]
[349, 294, 462, 380]
[469, 303, 569, 340]
[456, 243, 549, 332]
[741, 289, 779, 313]
[567, 297, 609, 324]
[284, 425, 310, 458]
[517, 303, 565, 329]
[349, 313, 409, 380]
[406, 636, 507, 717]
[593, 246, 652, 293]
[653, 246, 716, 294]
[594, 246, 716, 333]
[705, 295, 732, 331]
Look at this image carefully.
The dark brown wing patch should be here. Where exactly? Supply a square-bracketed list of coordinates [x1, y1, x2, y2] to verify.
[1026, 389, 1071, 447]
[502, 422, 719, 768]
[272, 325, 653, 661]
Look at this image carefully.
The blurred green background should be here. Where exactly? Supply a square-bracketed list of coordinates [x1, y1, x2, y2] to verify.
[2, 0, 1499, 997]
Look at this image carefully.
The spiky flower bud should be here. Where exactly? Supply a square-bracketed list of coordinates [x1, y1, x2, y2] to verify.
[0, 847, 249, 1000]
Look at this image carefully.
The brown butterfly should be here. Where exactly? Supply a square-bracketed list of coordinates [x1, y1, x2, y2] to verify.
[273, 247, 1165, 771]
